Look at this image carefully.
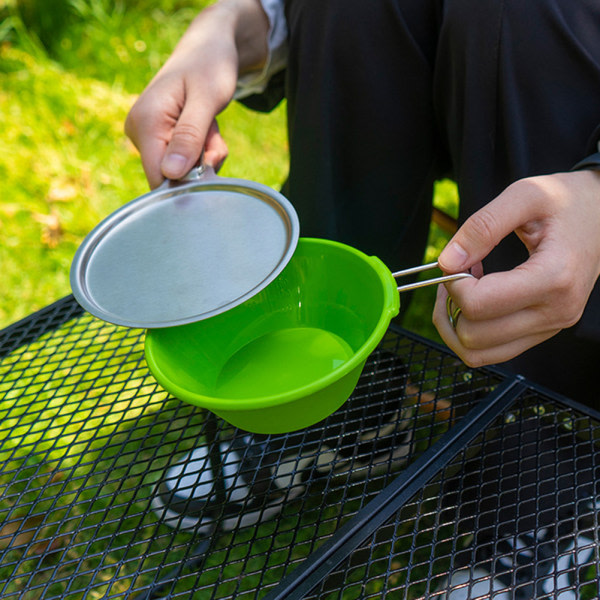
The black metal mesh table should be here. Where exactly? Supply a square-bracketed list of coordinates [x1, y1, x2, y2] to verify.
[1, 296, 599, 599]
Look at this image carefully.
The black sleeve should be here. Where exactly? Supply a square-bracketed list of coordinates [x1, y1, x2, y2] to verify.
[572, 151, 600, 171]
[236, 69, 286, 114]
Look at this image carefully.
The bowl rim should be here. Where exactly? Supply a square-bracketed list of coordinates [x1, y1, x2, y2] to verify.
[144, 237, 400, 410]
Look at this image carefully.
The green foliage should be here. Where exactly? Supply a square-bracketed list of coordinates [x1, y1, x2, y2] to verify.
[53, 1, 200, 92]
[13, 0, 78, 53]
[0, 0, 209, 91]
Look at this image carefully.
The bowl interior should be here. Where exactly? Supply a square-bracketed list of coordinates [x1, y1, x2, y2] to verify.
[145, 238, 398, 408]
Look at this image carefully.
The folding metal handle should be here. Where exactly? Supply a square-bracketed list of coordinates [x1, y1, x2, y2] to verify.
[393, 261, 474, 293]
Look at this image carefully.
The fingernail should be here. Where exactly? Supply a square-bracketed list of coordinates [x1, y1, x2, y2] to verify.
[161, 153, 188, 178]
[442, 241, 469, 270]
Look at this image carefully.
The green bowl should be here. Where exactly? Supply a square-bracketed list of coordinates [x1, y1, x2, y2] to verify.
[144, 238, 400, 433]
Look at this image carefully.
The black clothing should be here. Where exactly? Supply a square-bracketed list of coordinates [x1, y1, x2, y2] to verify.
[242, 0, 600, 401]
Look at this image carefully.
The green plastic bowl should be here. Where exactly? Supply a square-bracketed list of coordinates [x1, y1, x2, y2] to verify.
[144, 238, 400, 433]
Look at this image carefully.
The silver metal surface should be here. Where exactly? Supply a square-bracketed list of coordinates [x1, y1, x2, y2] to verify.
[393, 262, 474, 292]
[70, 167, 299, 328]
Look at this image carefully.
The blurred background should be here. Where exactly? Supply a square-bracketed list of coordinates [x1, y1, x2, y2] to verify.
[0, 0, 458, 340]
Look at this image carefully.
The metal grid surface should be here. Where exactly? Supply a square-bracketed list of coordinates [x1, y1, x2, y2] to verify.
[300, 386, 600, 599]
[0, 296, 502, 600]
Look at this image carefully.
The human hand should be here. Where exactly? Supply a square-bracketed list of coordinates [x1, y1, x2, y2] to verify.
[433, 170, 600, 367]
[125, 1, 269, 188]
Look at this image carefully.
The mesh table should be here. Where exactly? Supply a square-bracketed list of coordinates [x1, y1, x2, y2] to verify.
[1, 296, 598, 599]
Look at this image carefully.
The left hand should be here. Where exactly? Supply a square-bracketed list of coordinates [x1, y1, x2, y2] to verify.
[433, 170, 600, 367]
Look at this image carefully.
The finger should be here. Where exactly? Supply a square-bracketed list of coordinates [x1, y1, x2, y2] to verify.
[438, 298, 556, 350]
[438, 180, 546, 273]
[203, 120, 228, 170]
[469, 260, 484, 279]
[446, 328, 556, 368]
[139, 138, 169, 189]
[433, 286, 558, 368]
[453, 310, 555, 350]
[438, 276, 559, 347]
[443, 253, 555, 321]
[160, 93, 216, 180]
[445, 254, 586, 328]
[441, 323, 557, 368]
[433, 286, 560, 366]
[125, 100, 173, 189]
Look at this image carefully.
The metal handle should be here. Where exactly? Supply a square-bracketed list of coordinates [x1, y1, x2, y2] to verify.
[156, 158, 212, 191]
[393, 261, 474, 293]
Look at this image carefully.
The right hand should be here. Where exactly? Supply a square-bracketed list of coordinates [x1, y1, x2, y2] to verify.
[125, 1, 269, 188]
[433, 170, 600, 367]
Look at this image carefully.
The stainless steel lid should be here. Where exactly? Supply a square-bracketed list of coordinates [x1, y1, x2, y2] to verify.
[70, 166, 299, 328]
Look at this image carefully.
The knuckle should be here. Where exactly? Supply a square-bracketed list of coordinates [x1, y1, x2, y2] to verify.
[508, 177, 537, 195]
[557, 300, 585, 328]
[124, 101, 160, 140]
[465, 207, 500, 247]
[457, 296, 481, 321]
[124, 109, 139, 139]
[171, 122, 204, 147]
[545, 272, 586, 328]
[456, 328, 478, 351]
[126, 96, 152, 123]
[459, 350, 487, 370]
[548, 264, 573, 294]
[563, 311, 583, 329]
[506, 177, 548, 205]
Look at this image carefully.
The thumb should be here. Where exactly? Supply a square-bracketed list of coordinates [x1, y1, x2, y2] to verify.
[161, 102, 212, 180]
[438, 185, 535, 273]
[437, 237, 471, 274]
[438, 207, 501, 273]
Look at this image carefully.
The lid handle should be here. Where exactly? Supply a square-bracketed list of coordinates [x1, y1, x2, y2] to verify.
[156, 153, 214, 190]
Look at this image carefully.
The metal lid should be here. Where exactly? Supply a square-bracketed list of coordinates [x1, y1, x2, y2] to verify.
[70, 166, 299, 328]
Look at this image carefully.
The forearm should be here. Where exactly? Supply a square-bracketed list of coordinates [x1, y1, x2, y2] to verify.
[173, 0, 270, 77]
